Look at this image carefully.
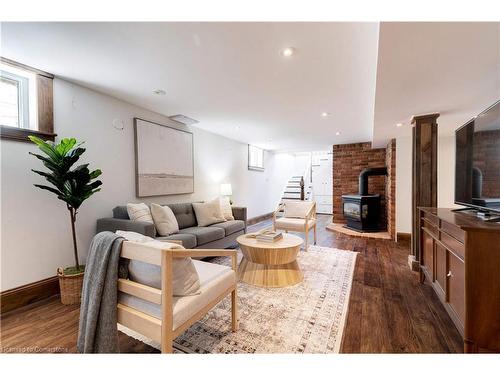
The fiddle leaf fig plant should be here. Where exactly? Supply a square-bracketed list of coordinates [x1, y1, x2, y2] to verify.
[29, 136, 102, 274]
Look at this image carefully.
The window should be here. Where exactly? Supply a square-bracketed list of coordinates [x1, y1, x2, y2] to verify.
[248, 145, 264, 171]
[1, 63, 37, 129]
[0, 58, 55, 142]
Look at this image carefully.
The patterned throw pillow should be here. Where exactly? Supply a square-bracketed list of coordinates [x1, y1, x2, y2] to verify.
[126, 203, 153, 223]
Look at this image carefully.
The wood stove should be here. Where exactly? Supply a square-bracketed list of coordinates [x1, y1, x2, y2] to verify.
[342, 167, 387, 232]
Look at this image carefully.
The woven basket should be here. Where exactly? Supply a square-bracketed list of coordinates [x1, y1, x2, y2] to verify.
[57, 268, 84, 305]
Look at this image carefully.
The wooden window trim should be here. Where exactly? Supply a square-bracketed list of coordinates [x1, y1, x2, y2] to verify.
[0, 57, 56, 142]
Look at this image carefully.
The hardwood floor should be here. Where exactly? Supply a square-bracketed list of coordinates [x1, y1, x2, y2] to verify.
[0, 215, 463, 353]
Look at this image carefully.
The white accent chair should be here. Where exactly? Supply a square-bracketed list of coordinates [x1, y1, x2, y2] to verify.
[117, 240, 238, 353]
[272, 201, 317, 250]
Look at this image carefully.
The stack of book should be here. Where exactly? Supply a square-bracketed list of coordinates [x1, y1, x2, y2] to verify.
[246, 229, 283, 243]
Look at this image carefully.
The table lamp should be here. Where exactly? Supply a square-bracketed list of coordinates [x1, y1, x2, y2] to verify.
[220, 183, 233, 205]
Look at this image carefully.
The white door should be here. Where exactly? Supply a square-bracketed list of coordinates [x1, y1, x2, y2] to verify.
[312, 153, 333, 214]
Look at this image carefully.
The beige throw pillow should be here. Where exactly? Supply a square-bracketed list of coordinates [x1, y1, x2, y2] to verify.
[150, 204, 179, 236]
[126, 203, 153, 223]
[219, 197, 234, 221]
[116, 230, 201, 296]
[192, 198, 226, 227]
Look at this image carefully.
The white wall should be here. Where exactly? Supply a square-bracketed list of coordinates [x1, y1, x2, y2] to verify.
[0, 79, 288, 291]
[437, 135, 460, 209]
[395, 136, 412, 234]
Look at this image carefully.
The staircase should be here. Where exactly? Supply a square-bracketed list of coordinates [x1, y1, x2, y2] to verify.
[281, 175, 312, 203]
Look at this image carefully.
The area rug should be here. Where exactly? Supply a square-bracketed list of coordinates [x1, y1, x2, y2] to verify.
[119, 245, 357, 353]
[326, 223, 391, 239]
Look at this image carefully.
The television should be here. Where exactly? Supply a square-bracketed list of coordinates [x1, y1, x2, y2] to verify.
[455, 100, 500, 214]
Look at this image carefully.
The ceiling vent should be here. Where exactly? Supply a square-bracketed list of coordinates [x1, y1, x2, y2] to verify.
[169, 114, 199, 125]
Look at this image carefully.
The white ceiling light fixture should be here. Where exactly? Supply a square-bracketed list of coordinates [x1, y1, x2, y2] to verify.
[335, 131, 341, 135]
[281, 47, 296, 57]
[396, 123, 403, 127]
[321, 112, 331, 118]
[153, 89, 166, 95]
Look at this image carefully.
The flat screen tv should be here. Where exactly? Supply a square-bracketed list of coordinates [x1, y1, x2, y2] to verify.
[455, 100, 500, 214]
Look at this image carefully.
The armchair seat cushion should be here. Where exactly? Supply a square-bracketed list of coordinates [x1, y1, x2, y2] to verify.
[118, 260, 235, 331]
[209, 220, 245, 236]
[275, 217, 316, 231]
[178, 226, 225, 246]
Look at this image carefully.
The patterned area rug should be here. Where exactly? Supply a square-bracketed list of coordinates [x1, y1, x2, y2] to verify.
[120, 245, 357, 353]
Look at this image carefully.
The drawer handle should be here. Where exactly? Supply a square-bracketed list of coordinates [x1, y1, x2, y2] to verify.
[447, 271, 453, 277]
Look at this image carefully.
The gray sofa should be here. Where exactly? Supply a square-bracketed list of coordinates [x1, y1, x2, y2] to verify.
[96, 202, 247, 249]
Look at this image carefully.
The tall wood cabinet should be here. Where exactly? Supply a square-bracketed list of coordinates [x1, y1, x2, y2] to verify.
[419, 207, 500, 353]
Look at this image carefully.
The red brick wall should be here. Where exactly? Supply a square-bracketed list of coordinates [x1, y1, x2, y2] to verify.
[332, 142, 387, 227]
[385, 139, 396, 239]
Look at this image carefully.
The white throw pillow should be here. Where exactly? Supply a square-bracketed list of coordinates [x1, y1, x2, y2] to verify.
[219, 197, 234, 221]
[284, 201, 314, 219]
[116, 230, 201, 296]
[192, 198, 226, 227]
[150, 204, 179, 236]
[126, 203, 153, 223]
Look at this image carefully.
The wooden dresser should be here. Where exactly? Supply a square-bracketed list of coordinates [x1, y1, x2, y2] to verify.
[419, 207, 500, 353]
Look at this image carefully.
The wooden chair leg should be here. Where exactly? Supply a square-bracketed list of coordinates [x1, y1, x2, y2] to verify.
[314, 224, 317, 245]
[305, 228, 309, 251]
[161, 337, 173, 353]
[231, 289, 238, 332]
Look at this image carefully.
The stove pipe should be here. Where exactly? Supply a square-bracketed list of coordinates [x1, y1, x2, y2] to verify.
[359, 167, 388, 196]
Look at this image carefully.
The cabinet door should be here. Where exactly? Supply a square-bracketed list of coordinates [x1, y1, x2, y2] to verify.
[422, 230, 434, 280]
[448, 252, 465, 324]
[434, 242, 447, 299]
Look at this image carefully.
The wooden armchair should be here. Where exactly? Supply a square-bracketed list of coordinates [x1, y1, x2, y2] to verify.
[118, 240, 238, 353]
[273, 201, 317, 250]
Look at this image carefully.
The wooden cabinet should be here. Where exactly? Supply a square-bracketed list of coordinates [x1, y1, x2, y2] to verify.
[419, 208, 500, 353]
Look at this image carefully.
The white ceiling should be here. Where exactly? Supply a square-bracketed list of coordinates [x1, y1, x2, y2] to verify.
[0, 22, 379, 152]
[1, 22, 498, 151]
[373, 22, 500, 147]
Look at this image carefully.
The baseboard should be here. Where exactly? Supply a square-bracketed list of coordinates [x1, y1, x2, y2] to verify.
[0, 276, 60, 314]
[397, 232, 411, 242]
[247, 212, 273, 226]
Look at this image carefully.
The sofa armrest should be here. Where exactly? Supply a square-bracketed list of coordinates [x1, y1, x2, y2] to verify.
[96, 218, 156, 237]
[231, 206, 247, 223]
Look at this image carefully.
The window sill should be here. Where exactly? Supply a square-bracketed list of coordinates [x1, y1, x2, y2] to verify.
[0, 125, 56, 143]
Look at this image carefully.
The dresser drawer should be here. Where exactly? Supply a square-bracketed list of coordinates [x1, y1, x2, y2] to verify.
[441, 221, 465, 243]
[423, 219, 439, 238]
[441, 231, 465, 260]
[423, 210, 439, 226]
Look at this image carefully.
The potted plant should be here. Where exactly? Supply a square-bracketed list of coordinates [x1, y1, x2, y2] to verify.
[29, 136, 102, 305]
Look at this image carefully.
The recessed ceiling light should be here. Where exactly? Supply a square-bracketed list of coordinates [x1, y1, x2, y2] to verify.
[396, 123, 403, 127]
[281, 47, 296, 57]
[335, 131, 341, 136]
[153, 89, 166, 95]
[321, 112, 331, 118]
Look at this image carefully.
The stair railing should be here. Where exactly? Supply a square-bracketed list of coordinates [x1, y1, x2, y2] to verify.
[300, 176, 305, 200]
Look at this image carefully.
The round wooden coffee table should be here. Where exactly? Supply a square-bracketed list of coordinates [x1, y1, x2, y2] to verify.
[236, 233, 304, 288]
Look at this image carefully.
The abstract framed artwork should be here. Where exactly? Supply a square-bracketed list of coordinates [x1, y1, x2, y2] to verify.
[134, 117, 194, 197]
